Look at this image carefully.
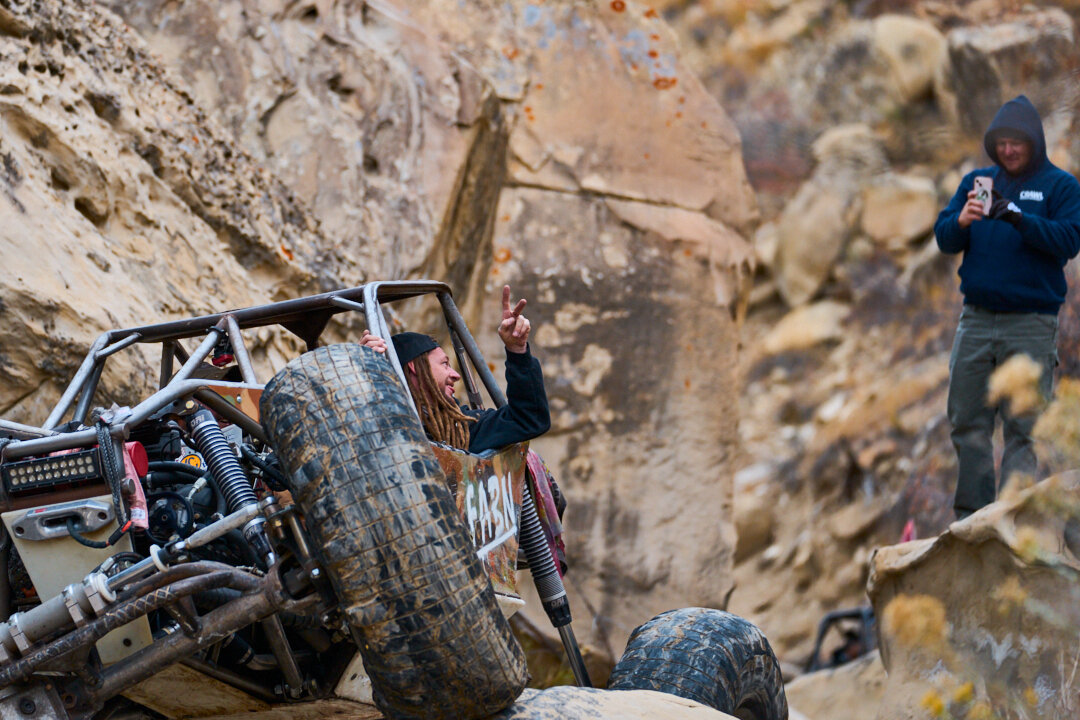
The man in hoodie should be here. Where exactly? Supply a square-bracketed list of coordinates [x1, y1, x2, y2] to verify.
[935, 95, 1080, 519]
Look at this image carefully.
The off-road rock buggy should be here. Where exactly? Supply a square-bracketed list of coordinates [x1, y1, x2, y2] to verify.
[0, 282, 787, 720]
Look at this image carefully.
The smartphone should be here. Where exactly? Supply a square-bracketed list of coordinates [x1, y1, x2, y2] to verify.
[974, 176, 993, 215]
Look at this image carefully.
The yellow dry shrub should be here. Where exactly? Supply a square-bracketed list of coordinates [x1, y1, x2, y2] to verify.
[1014, 526, 1044, 563]
[966, 701, 994, 720]
[883, 594, 948, 653]
[953, 681, 975, 705]
[1034, 377, 1080, 469]
[920, 689, 945, 717]
[987, 354, 1043, 415]
[992, 576, 1028, 616]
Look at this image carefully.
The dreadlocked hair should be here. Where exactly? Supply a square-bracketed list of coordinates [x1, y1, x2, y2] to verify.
[407, 353, 475, 449]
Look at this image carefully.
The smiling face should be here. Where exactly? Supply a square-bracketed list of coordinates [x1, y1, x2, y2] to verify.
[995, 133, 1033, 176]
[424, 347, 461, 399]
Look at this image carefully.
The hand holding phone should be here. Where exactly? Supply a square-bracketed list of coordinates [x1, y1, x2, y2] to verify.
[974, 176, 993, 215]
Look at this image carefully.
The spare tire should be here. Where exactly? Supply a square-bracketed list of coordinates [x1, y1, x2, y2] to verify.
[607, 607, 787, 720]
[260, 343, 528, 720]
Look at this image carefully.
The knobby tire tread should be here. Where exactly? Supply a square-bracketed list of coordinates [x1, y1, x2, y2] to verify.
[260, 344, 527, 720]
[607, 607, 788, 720]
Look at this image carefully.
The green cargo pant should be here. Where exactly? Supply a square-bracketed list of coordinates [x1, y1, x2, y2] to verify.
[948, 305, 1058, 519]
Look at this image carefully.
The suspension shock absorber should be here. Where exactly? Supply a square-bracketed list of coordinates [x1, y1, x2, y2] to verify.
[188, 409, 276, 566]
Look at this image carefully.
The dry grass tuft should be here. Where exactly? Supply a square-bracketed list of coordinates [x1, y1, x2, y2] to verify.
[883, 594, 948, 653]
[987, 354, 1044, 415]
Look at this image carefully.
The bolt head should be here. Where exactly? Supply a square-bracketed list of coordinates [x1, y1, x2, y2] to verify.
[18, 697, 36, 715]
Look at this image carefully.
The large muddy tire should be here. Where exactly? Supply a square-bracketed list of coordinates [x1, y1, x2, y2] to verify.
[607, 607, 788, 720]
[260, 344, 528, 720]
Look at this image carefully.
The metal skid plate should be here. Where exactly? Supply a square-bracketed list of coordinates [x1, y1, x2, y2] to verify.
[1, 495, 152, 664]
[0, 683, 67, 720]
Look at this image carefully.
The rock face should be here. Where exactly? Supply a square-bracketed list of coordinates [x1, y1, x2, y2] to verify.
[2, 0, 755, 668]
[657, 0, 1080, 676]
[869, 475, 1080, 720]
[941, 8, 1076, 135]
[784, 651, 887, 720]
[0, 0, 329, 425]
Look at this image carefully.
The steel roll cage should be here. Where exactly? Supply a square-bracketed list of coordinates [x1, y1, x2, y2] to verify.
[0, 281, 507, 461]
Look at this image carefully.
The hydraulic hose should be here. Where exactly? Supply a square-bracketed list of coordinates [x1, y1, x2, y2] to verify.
[518, 480, 592, 687]
[188, 409, 274, 566]
[518, 481, 568, 626]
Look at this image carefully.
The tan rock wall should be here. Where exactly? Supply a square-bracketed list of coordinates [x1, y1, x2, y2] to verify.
[0, 0, 324, 424]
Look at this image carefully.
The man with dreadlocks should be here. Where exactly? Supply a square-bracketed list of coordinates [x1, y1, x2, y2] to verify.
[360, 285, 550, 453]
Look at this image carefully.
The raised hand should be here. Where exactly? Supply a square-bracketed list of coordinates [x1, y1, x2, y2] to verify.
[497, 285, 530, 354]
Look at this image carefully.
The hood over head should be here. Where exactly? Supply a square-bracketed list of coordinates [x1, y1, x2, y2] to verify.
[984, 94, 1047, 174]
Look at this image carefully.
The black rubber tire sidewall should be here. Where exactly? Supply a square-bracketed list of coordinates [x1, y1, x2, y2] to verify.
[260, 343, 528, 720]
[607, 607, 788, 720]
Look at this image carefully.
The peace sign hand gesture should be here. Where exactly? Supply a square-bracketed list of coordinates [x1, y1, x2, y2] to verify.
[498, 285, 530, 354]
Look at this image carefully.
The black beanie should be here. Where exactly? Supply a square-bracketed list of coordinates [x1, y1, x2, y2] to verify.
[391, 332, 438, 366]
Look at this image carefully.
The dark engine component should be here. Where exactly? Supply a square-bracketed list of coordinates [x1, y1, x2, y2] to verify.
[188, 410, 274, 565]
[146, 492, 195, 545]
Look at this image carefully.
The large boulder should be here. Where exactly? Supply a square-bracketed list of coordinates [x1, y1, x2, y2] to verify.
[785, 651, 887, 720]
[774, 124, 885, 306]
[868, 474, 1080, 720]
[940, 8, 1077, 134]
[871, 15, 948, 105]
[492, 686, 735, 719]
[860, 173, 939, 248]
[760, 301, 851, 356]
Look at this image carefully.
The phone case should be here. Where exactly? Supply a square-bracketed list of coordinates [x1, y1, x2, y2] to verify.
[974, 176, 993, 215]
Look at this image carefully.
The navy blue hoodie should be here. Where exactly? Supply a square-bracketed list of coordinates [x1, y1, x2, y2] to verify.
[465, 346, 550, 453]
[934, 95, 1080, 314]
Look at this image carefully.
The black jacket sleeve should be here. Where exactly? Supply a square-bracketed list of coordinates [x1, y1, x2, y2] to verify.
[466, 345, 551, 454]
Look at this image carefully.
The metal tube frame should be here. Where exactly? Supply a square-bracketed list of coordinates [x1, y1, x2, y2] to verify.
[0, 281, 526, 710]
[224, 315, 257, 385]
[159, 341, 176, 389]
[71, 363, 105, 428]
[363, 284, 417, 415]
[438, 292, 507, 408]
[174, 325, 225, 383]
[88, 572, 310, 706]
[260, 615, 304, 695]
[44, 334, 110, 430]
[6, 281, 499, 459]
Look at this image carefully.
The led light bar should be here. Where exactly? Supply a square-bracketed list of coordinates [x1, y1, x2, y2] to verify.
[1, 449, 103, 494]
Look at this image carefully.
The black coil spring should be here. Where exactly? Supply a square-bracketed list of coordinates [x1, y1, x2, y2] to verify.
[189, 409, 256, 515]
